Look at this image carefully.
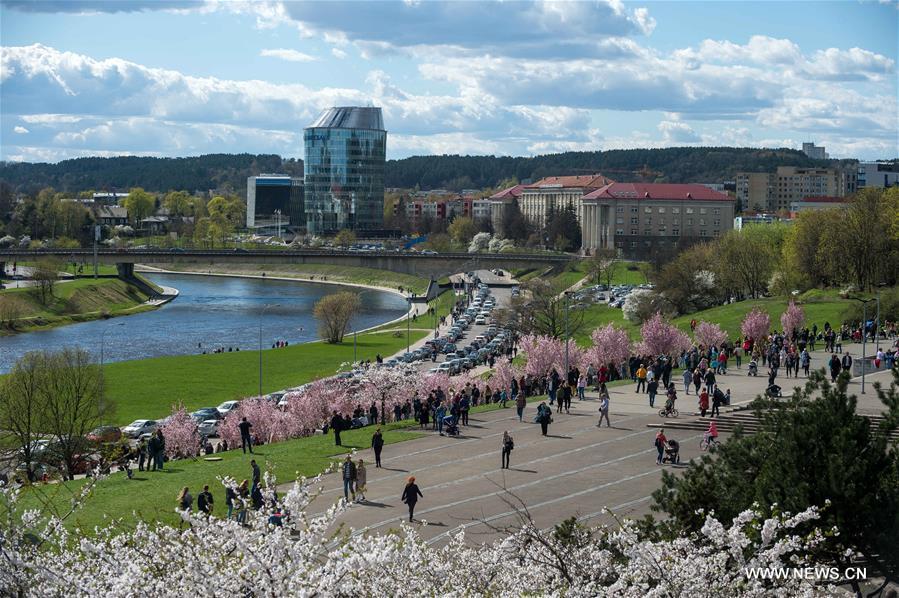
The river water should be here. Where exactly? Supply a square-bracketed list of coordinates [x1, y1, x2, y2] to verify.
[0, 273, 408, 373]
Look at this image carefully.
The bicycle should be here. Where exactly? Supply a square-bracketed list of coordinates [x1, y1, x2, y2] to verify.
[699, 435, 720, 451]
[658, 406, 679, 418]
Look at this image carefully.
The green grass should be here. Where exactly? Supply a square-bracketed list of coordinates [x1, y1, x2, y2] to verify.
[156, 263, 431, 294]
[572, 290, 849, 346]
[516, 260, 649, 290]
[16, 422, 425, 532]
[1, 278, 151, 334]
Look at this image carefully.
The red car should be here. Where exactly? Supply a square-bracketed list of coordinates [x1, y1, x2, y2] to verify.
[87, 425, 123, 444]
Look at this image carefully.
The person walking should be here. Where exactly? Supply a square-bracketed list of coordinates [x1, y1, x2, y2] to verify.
[197, 484, 213, 516]
[537, 402, 551, 436]
[597, 393, 611, 428]
[698, 387, 709, 418]
[501, 431, 514, 469]
[682, 368, 692, 395]
[515, 392, 526, 422]
[177, 486, 193, 512]
[711, 385, 724, 418]
[829, 353, 841, 382]
[801, 348, 811, 377]
[401, 476, 423, 522]
[236, 480, 249, 524]
[355, 459, 367, 502]
[341, 455, 357, 502]
[577, 374, 586, 401]
[655, 429, 667, 465]
[225, 484, 236, 519]
[238, 417, 254, 454]
[371, 427, 384, 468]
[635, 364, 647, 393]
[647, 378, 659, 408]
[137, 437, 147, 472]
[330, 411, 343, 446]
[251, 459, 261, 490]
[153, 429, 165, 471]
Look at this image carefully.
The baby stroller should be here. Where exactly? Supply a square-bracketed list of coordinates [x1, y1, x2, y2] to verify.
[443, 414, 460, 437]
[765, 383, 783, 398]
[747, 360, 758, 376]
[662, 439, 680, 464]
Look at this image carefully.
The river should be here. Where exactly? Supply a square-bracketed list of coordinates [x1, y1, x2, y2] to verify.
[0, 272, 409, 373]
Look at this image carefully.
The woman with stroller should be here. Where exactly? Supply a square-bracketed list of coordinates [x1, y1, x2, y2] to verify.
[501, 431, 514, 469]
[654, 429, 667, 465]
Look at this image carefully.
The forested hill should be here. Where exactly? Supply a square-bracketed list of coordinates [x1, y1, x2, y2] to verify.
[1, 147, 847, 194]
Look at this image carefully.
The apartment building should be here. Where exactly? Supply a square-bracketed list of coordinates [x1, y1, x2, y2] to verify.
[736, 172, 775, 212]
[736, 166, 856, 212]
[517, 174, 614, 228]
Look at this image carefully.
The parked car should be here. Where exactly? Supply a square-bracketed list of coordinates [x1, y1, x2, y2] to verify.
[122, 419, 158, 438]
[198, 419, 220, 438]
[217, 400, 240, 416]
[475, 316, 487, 325]
[87, 425, 123, 444]
[191, 408, 221, 422]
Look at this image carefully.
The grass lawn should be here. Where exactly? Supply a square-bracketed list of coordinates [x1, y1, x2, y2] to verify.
[573, 290, 849, 346]
[156, 262, 432, 295]
[515, 260, 649, 290]
[17, 422, 425, 532]
[0, 278, 151, 334]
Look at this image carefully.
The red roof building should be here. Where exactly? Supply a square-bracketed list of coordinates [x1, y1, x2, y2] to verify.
[583, 182, 731, 202]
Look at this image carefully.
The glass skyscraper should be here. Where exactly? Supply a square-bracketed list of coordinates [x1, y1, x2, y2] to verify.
[303, 107, 387, 234]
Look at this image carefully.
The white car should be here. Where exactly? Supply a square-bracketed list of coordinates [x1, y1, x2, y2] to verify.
[198, 419, 220, 437]
[217, 400, 240, 416]
[475, 316, 487, 325]
[122, 419, 157, 438]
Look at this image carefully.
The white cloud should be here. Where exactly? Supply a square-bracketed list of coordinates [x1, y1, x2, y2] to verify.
[13, 125, 29, 133]
[259, 48, 317, 63]
[331, 47, 347, 60]
[658, 120, 701, 143]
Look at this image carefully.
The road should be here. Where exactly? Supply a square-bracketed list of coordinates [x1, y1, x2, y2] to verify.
[293, 335, 897, 546]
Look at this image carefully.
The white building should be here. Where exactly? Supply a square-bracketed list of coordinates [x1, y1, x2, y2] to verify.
[858, 162, 899, 188]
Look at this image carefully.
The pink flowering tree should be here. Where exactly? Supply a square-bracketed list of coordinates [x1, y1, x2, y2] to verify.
[357, 365, 418, 421]
[587, 323, 631, 368]
[159, 405, 201, 459]
[519, 334, 563, 377]
[694, 320, 728, 348]
[220, 398, 298, 447]
[741, 308, 771, 343]
[635, 312, 692, 357]
[780, 300, 805, 336]
[490, 360, 522, 393]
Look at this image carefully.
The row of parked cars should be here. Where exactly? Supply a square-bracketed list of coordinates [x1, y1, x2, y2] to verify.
[571, 283, 654, 309]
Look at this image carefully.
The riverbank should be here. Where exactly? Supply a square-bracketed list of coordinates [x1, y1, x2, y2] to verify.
[0, 277, 159, 336]
[139, 262, 432, 295]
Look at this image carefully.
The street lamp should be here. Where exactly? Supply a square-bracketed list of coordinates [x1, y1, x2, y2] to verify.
[563, 291, 572, 375]
[849, 296, 876, 394]
[406, 294, 413, 354]
[258, 303, 280, 398]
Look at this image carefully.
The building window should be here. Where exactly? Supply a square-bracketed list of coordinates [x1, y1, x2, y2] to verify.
[686, 207, 694, 214]
[630, 217, 638, 225]
[658, 227, 667, 235]
[700, 230, 707, 237]
[672, 207, 680, 214]
[700, 208, 707, 214]
[645, 217, 652, 225]
[643, 228, 652, 236]
[713, 230, 720, 237]
[616, 206, 624, 213]
[686, 218, 692, 225]
[672, 228, 680, 236]
[629, 241, 637, 248]
[616, 217, 623, 224]
[630, 228, 637, 235]
[658, 207, 666, 214]
[631, 206, 638, 213]
[699, 218, 706, 226]
[616, 228, 624, 235]
[713, 208, 721, 215]
[713, 219, 720, 226]
[644, 206, 652, 214]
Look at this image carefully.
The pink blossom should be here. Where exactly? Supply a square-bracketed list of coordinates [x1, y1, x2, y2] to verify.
[780, 300, 805, 336]
[741, 308, 771, 342]
[635, 312, 691, 356]
[490, 360, 522, 393]
[220, 398, 301, 447]
[587, 323, 631, 368]
[519, 334, 563, 377]
[159, 406, 201, 459]
[694, 321, 728, 348]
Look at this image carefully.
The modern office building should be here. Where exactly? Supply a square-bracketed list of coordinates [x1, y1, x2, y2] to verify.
[580, 183, 735, 258]
[801, 142, 828, 160]
[858, 161, 899, 188]
[246, 174, 304, 232]
[303, 106, 387, 234]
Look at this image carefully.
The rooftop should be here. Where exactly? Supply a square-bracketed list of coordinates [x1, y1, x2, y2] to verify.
[307, 106, 385, 131]
[583, 183, 732, 202]
[525, 174, 614, 190]
[488, 184, 526, 200]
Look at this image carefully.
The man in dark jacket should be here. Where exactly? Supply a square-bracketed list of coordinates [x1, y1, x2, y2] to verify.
[371, 427, 384, 467]
[238, 417, 253, 454]
[841, 352, 853, 374]
[197, 485, 214, 516]
[331, 411, 343, 446]
[342, 455, 357, 501]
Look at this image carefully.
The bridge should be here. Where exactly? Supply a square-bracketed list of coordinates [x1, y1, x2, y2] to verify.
[0, 248, 574, 279]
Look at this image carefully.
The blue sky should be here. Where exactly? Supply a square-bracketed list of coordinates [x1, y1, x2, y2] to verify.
[1, 0, 896, 163]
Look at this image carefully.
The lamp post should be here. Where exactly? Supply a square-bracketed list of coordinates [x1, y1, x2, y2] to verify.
[563, 291, 572, 375]
[406, 295, 412, 354]
[353, 328, 357, 364]
[849, 296, 876, 394]
[258, 303, 279, 398]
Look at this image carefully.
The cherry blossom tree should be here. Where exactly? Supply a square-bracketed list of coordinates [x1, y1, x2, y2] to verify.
[490, 360, 522, 393]
[587, 323, 631, 368]
[780, 300, 805, 337]
[694, 320, 728, 348]
[219, 398, 299, 447]
[1, 474, 853, 597]
[519, 334, 563, 377]
[635, 312, 692, 356]
[741, 308, 771, 343]
[158, 405, 200, 459]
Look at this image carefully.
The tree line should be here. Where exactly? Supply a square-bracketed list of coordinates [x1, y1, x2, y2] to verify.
[1, 147, 844, 196]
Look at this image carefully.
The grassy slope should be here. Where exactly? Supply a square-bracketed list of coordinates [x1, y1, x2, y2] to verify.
[0, 278, 151, 333]
[573, 290, 849, 345]
[155, 262, 431, 295]
[515, 260, 648, 289]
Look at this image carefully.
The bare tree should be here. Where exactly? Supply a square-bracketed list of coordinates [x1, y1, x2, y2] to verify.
[586, 248, 618, 288]
[0, 294, 27, 330]
[314, 292, 362, 343]
[40, 348, 112, 481]
[506, 278, 586, 339]
[30, 259, 61, 306]
[0, 352, 47, 481]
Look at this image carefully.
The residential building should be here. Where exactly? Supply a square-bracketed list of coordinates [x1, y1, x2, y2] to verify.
[486, 184, 525, 235]
[403, 197, 493, 225]
[304, 106, 387, 234]
[92, 205, 129, 227]
[246, 174, 304, 232]
[858, 161, 899, 188]
[518, 174, 614, 228]
[580, 183, 735, 259]
[789, 196, 850, 212]
[735, 173, 775, 212]
[801, 142, 828, 160]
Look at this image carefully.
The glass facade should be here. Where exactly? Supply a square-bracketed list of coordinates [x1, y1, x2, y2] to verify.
[246, 175, 304, 230]
[304, 107, 386, 234]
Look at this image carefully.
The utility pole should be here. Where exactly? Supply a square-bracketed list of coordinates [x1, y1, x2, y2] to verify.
[850, 296, 876, 394]
[93, 224, 100, 279]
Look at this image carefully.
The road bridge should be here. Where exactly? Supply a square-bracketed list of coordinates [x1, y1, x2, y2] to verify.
[0, 248, 574, 280]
